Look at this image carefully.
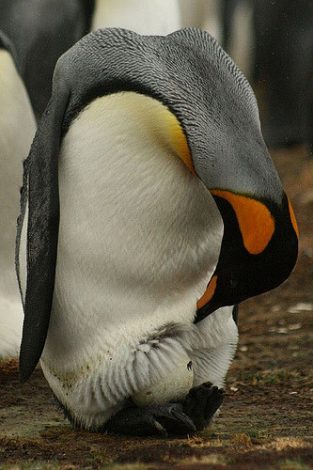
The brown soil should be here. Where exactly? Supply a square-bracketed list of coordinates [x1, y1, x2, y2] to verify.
[1, 146, 313, 470]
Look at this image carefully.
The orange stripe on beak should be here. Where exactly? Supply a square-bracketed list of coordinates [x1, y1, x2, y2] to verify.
[288, 199, 299, 239]
[197, 275, 218, 309]
[211, 190, 275, 255]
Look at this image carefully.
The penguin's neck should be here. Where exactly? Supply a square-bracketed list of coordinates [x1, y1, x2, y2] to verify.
[47, 92, 223, 362]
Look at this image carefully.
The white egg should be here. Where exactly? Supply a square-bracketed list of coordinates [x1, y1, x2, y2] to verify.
[132, 356, 194, 407]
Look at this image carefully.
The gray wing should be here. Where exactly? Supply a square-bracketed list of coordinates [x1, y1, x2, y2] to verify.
[17, 76, 70, 381]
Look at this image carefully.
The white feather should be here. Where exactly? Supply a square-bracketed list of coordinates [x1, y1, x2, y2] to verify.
[190, 306, 239, 388]
[0, 50, 36, 358]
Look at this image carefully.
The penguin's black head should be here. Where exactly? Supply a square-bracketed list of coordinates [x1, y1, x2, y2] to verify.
[195, 190, 299, 321]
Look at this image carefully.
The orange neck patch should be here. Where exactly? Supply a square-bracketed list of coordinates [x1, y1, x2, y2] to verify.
[288, 199, 299, 239]
[211, 190, 275, 255]
[197, 275, 218, 309]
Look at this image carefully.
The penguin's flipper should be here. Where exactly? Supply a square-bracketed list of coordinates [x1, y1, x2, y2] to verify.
[105, 403, 196, 437]
[183, 383, 224, 431]
[17, 77, 70, 382]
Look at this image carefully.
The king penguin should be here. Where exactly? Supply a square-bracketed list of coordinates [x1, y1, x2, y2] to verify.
[16, 28, 298, 436]
[90, 0, 181, 34]
[0, 31, 36, 358]
[179, 0, 222, 43]
[0, 0, 94, 118]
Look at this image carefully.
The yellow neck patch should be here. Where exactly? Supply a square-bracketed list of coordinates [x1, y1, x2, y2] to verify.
[160, 109, 195, 175]
[211, 190, 275, 255]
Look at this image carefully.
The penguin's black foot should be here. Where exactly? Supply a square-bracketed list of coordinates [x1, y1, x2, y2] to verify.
[105, 403, 196, 437]
[182, 382, 224, 431]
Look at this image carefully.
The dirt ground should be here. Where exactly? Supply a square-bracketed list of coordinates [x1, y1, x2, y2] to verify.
[1, 146, 313, 470]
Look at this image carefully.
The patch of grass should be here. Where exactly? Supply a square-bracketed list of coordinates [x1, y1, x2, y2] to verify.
[0, 463, 150, 470]
[246, 428, 271, 440]
[198, 428, 230, 444]
[100, 464, 151, 470]
[180, 454, 228, 466]
[279, 459, 310, 470]
[236, 369, 302, 386]
[231, 433, 253, 448]
[87, 446, 112, 467]
[0, 463, 67, 470]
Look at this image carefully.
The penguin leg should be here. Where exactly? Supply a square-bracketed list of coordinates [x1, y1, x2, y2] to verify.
[104, 402, 196, 437]
[182, 382, 224, 431]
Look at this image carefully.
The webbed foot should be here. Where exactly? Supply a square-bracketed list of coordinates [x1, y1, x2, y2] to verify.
[105, 402, 196, 437]
[183, 382, 224, 431]
[104, 382, 223, 437]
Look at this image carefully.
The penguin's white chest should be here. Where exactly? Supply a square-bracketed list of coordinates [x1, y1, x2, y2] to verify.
[44, 92, 223, 368]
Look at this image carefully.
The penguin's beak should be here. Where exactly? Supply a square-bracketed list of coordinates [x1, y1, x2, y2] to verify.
[195, 189, 299, 322]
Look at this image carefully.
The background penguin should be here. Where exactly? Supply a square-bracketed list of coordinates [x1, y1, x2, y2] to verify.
[252, 0, 313, 148]
[179, 0, 222, 43]
[216, 0, 313, 149]
[0, 0, 94, 118]
[179, 0, 253, 77]
[17, 28, 298, 436]
[0, 31, 36, 358]
[221, 0, 253, 78]
[91, 0, 181, 34]
[0, 0, 182, 120]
